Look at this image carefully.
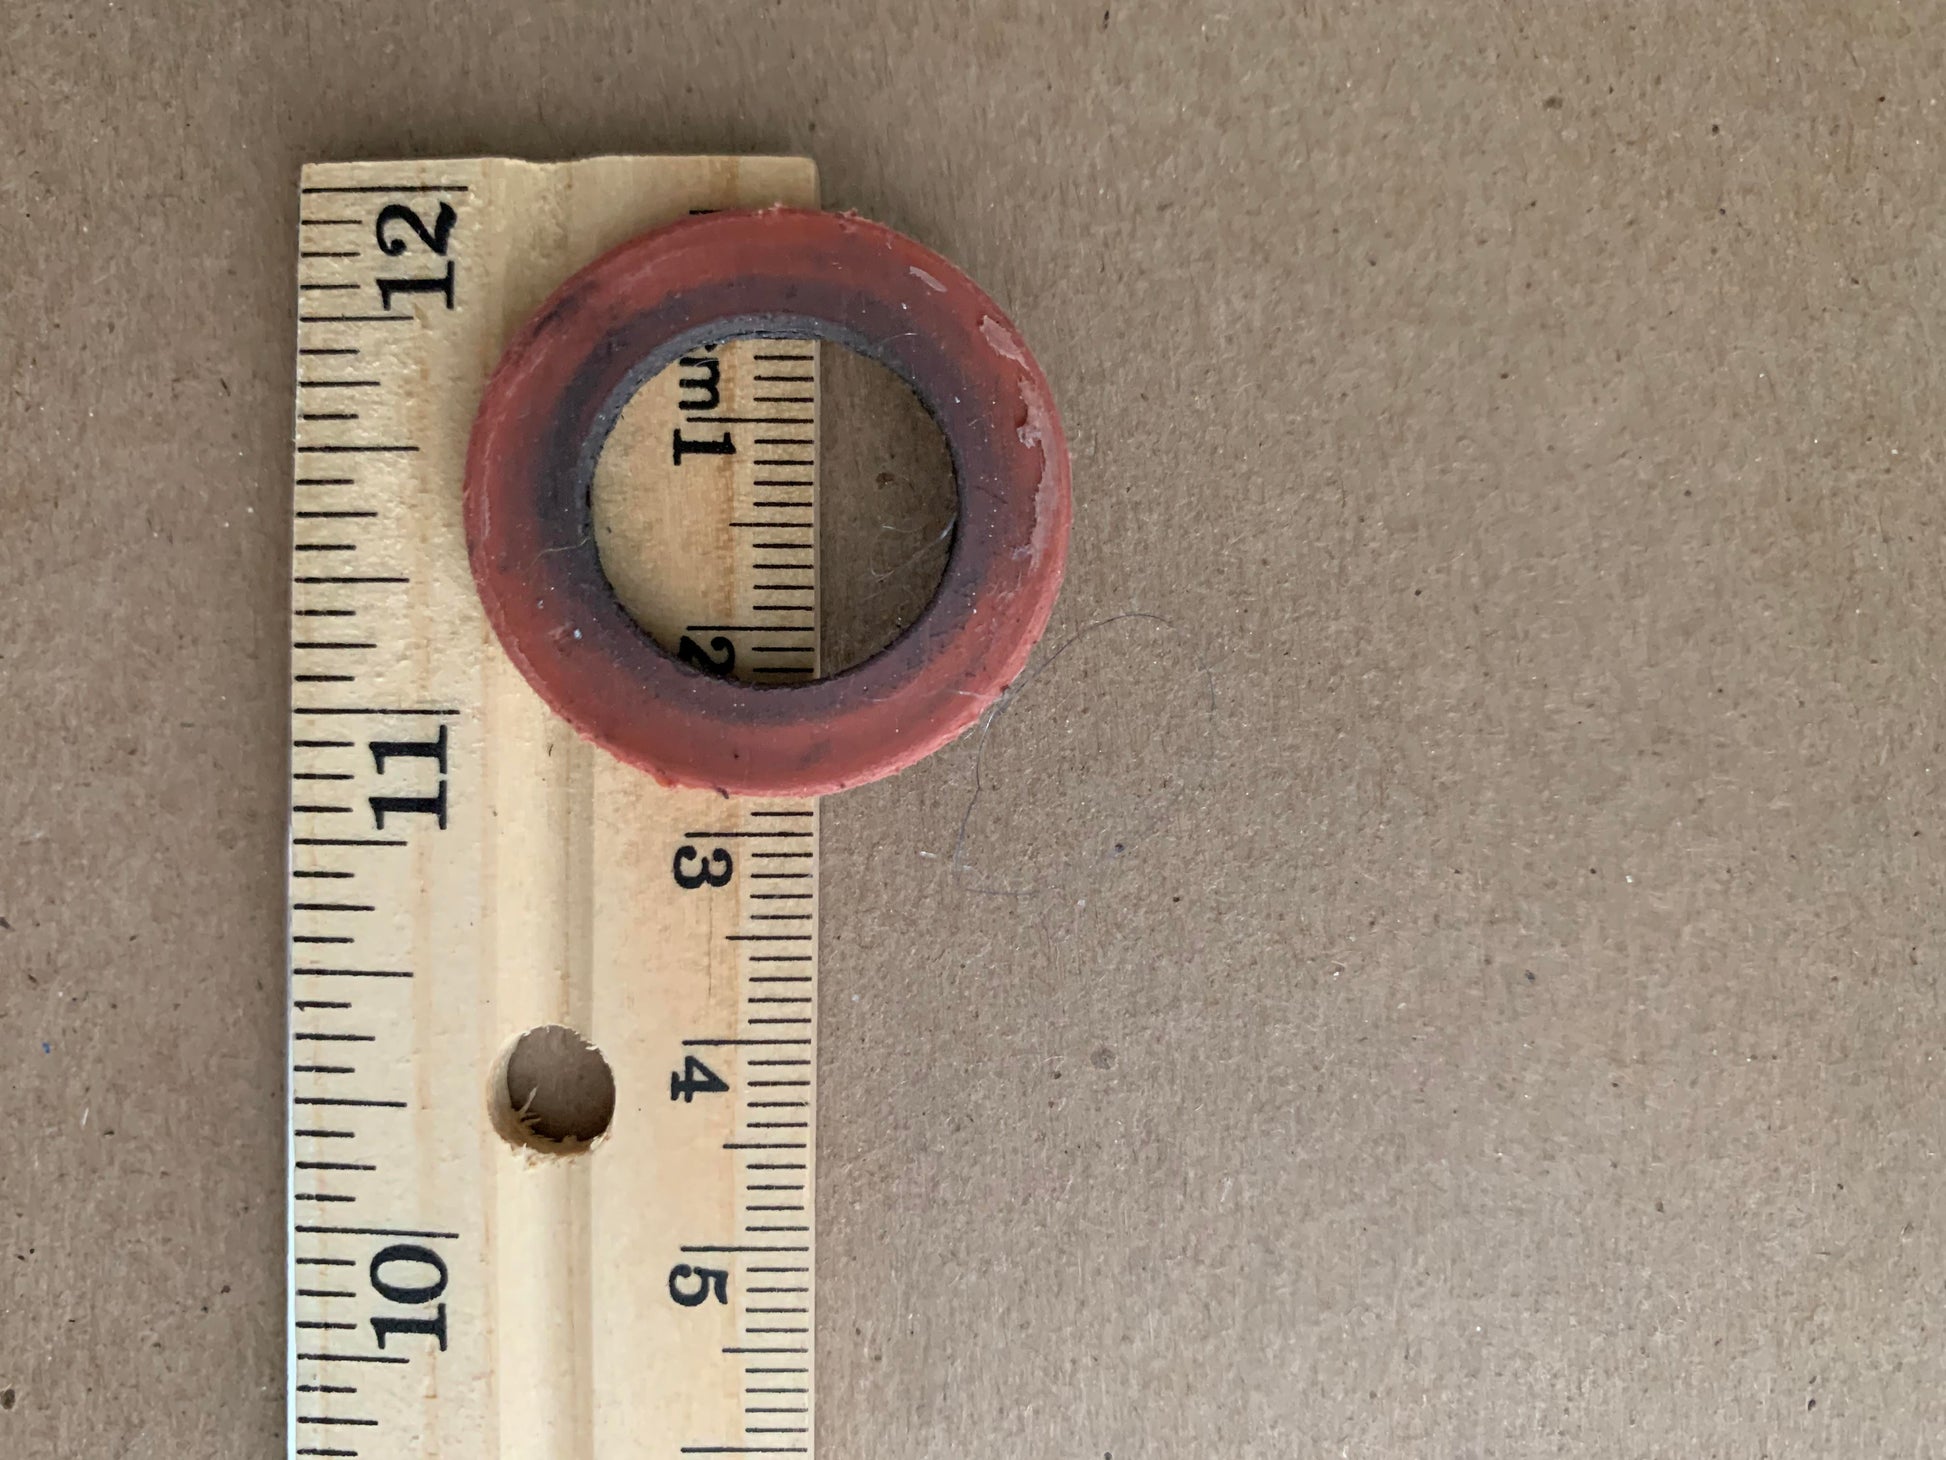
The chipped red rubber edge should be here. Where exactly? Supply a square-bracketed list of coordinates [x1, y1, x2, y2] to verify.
[464, 208, 1071, 796]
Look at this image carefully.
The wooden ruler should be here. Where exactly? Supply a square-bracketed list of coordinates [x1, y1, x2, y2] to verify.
[288, 157, 820, 1458]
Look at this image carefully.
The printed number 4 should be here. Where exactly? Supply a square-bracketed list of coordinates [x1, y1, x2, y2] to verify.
[671, 1055, 729, 1102]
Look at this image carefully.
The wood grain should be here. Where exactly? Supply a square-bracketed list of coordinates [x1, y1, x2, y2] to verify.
[287, 156, 819, 1458]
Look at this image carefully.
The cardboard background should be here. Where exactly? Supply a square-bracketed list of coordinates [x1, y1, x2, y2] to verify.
[7, 2, 1946, 1453]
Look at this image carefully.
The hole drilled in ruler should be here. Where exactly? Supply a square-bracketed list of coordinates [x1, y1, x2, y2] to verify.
[491, 1024, 618, 1152]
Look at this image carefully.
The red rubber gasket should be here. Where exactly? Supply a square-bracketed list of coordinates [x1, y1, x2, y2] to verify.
[464, 207, 1071, 796]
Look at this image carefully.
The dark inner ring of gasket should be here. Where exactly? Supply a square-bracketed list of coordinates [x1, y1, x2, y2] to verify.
[474, 209, 1069, 800]
[569, 313, 964, 681]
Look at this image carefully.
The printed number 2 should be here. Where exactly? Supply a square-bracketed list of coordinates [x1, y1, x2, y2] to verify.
[678, 634, 736, 677]
[375, 202, 456, 256]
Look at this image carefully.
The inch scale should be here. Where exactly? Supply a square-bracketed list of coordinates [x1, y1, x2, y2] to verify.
[288, 156, 822, 1458]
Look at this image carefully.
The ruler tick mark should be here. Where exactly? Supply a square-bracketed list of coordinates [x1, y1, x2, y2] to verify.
[681, 415, 813, 425]
[297, 443, 420, 454]
[297, 1352, 411, 1365]
[301, 183, 472, 194]
[293, 707, 459, 716]
[680, 1245, 807, 1254]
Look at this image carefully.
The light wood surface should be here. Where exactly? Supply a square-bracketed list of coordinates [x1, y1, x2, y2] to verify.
[288, 156, 819, 1459]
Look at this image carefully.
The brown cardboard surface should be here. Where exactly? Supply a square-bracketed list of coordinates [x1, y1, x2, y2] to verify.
[5, 2, 1946, 1454]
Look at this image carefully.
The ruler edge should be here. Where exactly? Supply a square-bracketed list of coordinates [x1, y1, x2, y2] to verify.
[284, 153, 825, 1458]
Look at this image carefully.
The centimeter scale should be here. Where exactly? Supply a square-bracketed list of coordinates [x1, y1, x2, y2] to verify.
[287, 156, 823, 1458]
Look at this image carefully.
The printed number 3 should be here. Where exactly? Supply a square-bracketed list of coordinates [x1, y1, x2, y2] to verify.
[672, 845, 733, 889]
